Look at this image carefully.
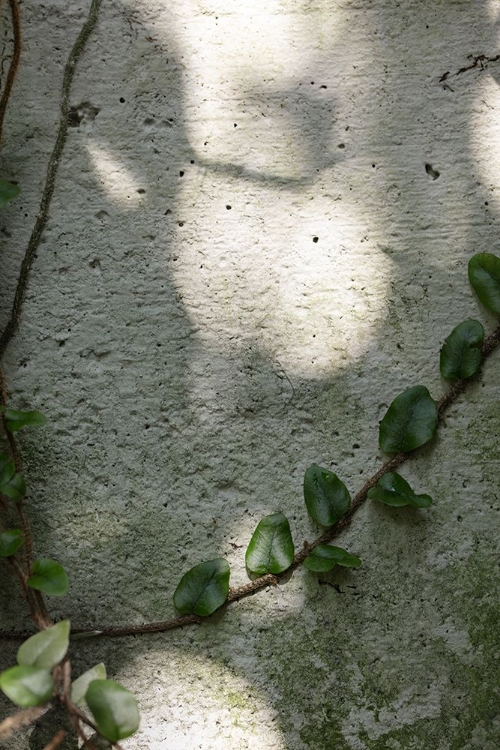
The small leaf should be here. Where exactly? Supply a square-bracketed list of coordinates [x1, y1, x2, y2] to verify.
[0, 453, 15, 485]
[379, 385, 438, 454]
[173, 558, 230, 616]
[0, 665, 53, 707]
[0, 528, 24, 557]
[17, 620, 70, 669]
[304, 545, 361, 572]
[367, 472, 433, 508]
[304, 464, 351, 527]
[0, 179, 20, 208]
[27, 559, 69, 596]
[3, 409, 47, 432]
[71, 663, 107, 706]
[0, 472, 26, 501]
[85, 679, 140, 742]
[469, 252, 500, 313]
[440, 319, 484, 380]
[245, 512, 294, 575]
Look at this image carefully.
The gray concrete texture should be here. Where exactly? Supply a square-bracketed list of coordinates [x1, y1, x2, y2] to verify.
[1, 0, 500, 747]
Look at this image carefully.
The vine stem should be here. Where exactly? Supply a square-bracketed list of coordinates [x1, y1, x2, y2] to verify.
[0, 0, 21, 145]
[0, 323, 490, 641]
[0, 0, 102, 359]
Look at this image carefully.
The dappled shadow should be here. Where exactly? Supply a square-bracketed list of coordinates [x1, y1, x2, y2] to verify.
[1, 0, 500, 748]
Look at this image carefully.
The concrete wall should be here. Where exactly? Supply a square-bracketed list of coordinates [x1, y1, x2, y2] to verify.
[1, 0, 500, 747]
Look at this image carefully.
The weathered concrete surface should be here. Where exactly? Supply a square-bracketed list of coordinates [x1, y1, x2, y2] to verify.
[1, 0, 500, 747]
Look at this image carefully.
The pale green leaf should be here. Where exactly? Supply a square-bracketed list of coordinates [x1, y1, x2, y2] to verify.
[17, 620, 70, 669]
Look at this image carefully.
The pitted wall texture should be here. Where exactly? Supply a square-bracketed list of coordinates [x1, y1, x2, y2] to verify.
[1, 0, 500, 748]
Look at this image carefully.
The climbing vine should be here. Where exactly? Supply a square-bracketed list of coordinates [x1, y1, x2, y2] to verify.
[1, 0, 500, 748]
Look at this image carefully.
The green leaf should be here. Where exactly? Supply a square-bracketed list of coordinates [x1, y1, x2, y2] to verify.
[0, 528, 24, 557]
[3, 409, 47, 432]
[0, 453, 15, 485]
[17, 620, 70, 669]
[27, 559, 69, 596]
[304, 544, 361, 572]
[85, 680, 140, 742]
[71, 663, 107, 706]
[367, 472, 433, 508]
[0, 472, 26, 501]
[440, 319, 484, 380]
[304, 464, 351, 527]
[379, 385, 438, 454]
[469, 252, 500, 313]
[0, 179, 20, 208]
[245, 512, 294, 575]
[173, 558, 230, 616]
[0, 665, 53, 707]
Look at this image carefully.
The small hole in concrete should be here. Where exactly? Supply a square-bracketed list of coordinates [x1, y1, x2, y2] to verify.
[338, 143, 345, 149]
[119, 97, 125, 103]
[179, 170, 184, 177]
[190, 159, 195, 164]
[178, 221, 184, 227]
[313, 236, 319, 243]
[137, 188, 146, 194]
[226, 205, 232, 210]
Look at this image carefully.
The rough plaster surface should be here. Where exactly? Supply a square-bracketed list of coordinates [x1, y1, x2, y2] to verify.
[1, 0, 500, 748]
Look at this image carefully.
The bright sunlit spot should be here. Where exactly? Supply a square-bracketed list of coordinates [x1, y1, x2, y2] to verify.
[86, 141, 145, 207]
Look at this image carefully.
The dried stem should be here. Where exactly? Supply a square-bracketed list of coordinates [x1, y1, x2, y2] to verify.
[0, 0, 21, 144]
[0, 704, 48, 739]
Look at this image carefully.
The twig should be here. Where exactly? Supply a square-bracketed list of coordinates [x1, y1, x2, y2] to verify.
[0, 0, 102, 358]
[0, 704, 48, 739]
[0, 0, 21, 144]
[41, 729, 67, 750]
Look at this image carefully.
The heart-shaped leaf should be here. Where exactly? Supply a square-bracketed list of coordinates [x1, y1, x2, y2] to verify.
[27, 559, 69, 596]
[303, 464, 350, 527]
[0, 665, 54, 707]
[0, 528, 24, 557]
[245, 512, 294, 575]
[85, 679, 140, 743]
[379, 385, 438, 454]
[440, 319, 484, 380]
[0, 472, 26, 501]
[173, 558, 230, 616]
[304, 545, 361, 572]
[17, 620, 70, 669]
[368, 472, 433, 508]
[468, 253, 500, 313]
[2, 408, 47, 432]
[71, 663, 107, 706]
[0, 179, 20, 208]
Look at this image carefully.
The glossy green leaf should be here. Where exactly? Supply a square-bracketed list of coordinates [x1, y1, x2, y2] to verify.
[379, 385, 438, 454]
[0, 453, 15, 485]
[367, 472, 433, 508]
[17, 620, 70, 669]
[0, 665, 53, 707]
[303, 464, 350, 527]
[440, 319, 484, 380]
[0, 472, 26, 501]
[71, 663, 106, 706]
[0, 179, 20, 208]
[468, 252, 500, 313]
[245, 512, 294, 575]
[0, 528, 24, 557]
[85, 680, 140, 742]
[173, 558, 230, 616]
[27, 558, 69, 596]
[304, 545, 361, 572]
[3, 408, 47, 432]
